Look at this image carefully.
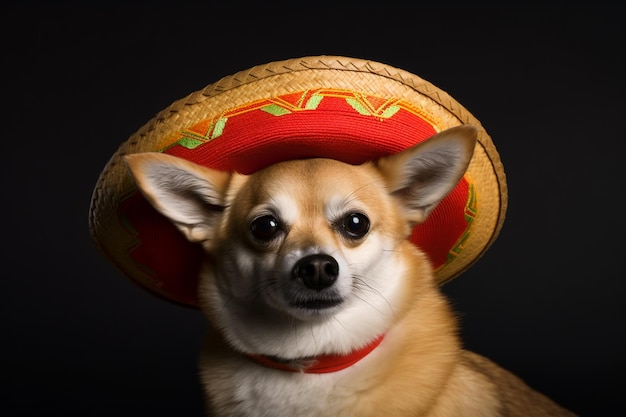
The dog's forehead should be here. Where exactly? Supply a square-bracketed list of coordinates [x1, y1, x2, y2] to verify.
[242, 158, 383, 212]
[252, 159, 359, 189]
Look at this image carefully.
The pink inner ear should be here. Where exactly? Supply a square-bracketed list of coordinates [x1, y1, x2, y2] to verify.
[116, 89, 472, 307]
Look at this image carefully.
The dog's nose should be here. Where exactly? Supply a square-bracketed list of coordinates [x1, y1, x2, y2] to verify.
[292, 254, 339, 290]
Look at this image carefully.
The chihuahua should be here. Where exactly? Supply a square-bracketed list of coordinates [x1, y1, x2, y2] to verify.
[125, 125, 577, 417]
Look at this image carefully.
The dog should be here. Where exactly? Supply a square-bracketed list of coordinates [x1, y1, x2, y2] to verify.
[124, 125, 577, 417]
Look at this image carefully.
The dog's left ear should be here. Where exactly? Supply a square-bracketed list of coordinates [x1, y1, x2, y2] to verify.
[124, 152, 234, 245]
[375, 125, 477, 225]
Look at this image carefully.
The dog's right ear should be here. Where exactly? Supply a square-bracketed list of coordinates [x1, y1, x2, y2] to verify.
[124, 153, 233, 245]
[375, 125, 477, 226]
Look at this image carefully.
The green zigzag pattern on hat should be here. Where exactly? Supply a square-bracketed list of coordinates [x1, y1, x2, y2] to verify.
[171, 117, 228, 150]
[169, 90, 407, 151]
[345, 97, 400, 118]
[444, 183, 477, 265]
[261, 92, 324, 115]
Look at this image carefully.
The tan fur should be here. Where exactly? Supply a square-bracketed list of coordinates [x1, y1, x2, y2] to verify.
[125, 126, 577, 417]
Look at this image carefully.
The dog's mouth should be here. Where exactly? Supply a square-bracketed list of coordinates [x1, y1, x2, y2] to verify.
[289, 297, 344, 311]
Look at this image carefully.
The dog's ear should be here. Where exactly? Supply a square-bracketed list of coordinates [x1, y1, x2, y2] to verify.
[124, 152, 233, 244]
[375, 125, 477, 225]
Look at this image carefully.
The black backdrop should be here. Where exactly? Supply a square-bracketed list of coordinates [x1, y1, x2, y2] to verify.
[2, 3, 624, 416]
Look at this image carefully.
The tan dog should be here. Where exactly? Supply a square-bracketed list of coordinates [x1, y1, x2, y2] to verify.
[125, 125, 577, 417]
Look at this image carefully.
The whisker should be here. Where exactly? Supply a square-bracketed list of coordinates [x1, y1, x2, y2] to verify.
[351, 275, 394, 316]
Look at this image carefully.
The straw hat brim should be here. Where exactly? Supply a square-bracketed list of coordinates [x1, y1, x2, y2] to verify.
[89, 56, 507, 308]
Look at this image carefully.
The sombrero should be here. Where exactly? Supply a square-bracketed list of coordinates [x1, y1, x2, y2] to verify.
[89, 55, 507, 309]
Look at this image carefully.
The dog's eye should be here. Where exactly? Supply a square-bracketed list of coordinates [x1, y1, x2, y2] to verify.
[250, 215, 280, 241]
[341, 212, 370, 239]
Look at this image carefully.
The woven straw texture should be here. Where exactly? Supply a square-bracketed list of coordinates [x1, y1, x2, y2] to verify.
[89, 55, 507, 307]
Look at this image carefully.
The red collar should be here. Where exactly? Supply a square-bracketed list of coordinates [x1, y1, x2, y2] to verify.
[246, 334, 384, 374]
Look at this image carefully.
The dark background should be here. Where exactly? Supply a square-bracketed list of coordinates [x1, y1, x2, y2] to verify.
[2, 3, 623, 416]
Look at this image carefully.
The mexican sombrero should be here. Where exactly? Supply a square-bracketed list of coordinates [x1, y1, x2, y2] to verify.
[89, 55, 507, 309]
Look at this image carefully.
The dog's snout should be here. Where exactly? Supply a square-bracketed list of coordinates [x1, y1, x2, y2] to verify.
[293, 254, 339, 290]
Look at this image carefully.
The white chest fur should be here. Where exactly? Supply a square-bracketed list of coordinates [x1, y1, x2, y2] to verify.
[199, 345, 382, 417]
